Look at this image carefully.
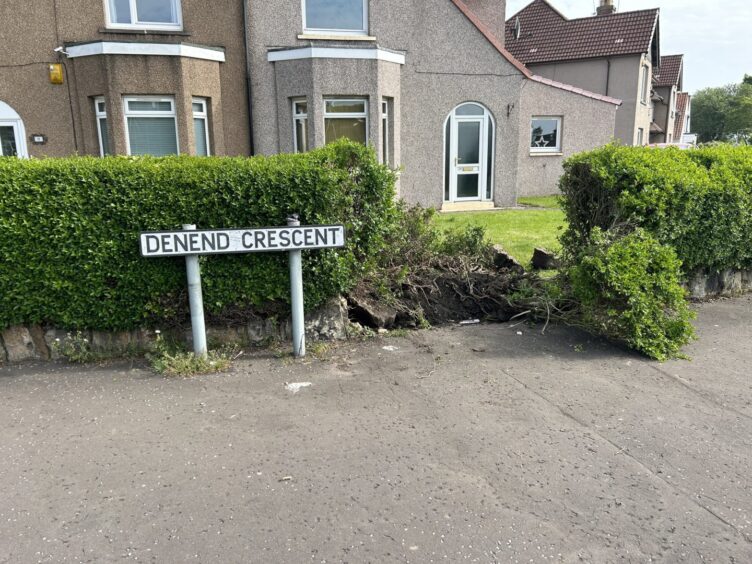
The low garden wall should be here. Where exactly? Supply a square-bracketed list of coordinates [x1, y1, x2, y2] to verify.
[0, 297, 349, 364]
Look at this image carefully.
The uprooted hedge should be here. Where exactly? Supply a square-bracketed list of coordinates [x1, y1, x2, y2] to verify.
[560, 144, 752, 273]
[0, 140, 396, 331]
[555, 144, 752, 359]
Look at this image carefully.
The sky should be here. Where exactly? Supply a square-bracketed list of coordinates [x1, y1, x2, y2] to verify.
[505, 0, 752, 93]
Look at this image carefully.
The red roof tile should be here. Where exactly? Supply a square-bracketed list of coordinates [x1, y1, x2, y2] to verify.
[674, 92, 689, 139]
[655, 54, 683, 87]
[505, 0, 659, 65]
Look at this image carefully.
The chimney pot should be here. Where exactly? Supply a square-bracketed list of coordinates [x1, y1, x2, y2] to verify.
[596, 0, 617, 16]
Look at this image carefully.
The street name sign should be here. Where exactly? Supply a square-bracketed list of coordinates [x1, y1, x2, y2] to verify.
[140, 218, 346, 358]
[140, 225, 346, 257]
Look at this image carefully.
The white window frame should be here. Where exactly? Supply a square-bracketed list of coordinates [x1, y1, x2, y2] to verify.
[192, 97, 210, 156]
[637, 128, 644, 146]
[292, 99, 309, 153]
[302, 0, 368, 36]
[0, 101, 28, 158]
[123, 95, 179, 156]
[104, 0, 183, 31]
[323, 98, 369, 145]
[381, 100, 389, 165]
[530, 116, 562, 154]
[94, 97, 110, 157]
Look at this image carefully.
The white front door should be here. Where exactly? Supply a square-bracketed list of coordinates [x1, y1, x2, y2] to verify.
[0, 100, 28, 158]
[445, 103, 494, 203]
[0, 122, 21, 157]
[451, 117, 484, 201]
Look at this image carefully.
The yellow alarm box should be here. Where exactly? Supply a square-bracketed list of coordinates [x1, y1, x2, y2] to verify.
[49, 64, 64, 85]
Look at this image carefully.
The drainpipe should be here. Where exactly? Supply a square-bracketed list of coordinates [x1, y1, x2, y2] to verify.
[605, 58, 611, 97]
[242, 0, 255, 154]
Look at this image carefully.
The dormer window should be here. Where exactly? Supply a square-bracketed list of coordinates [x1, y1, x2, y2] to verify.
[303, 0, 368, 35]
[106, 0, 182, 30]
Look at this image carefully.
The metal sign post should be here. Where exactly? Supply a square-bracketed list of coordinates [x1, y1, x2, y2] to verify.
[182, 225, 208, 357]
[287, 215, 305, 357]
[140, 219, 346, 359]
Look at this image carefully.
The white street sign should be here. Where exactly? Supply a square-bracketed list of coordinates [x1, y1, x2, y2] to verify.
[140, 225, 345, 257]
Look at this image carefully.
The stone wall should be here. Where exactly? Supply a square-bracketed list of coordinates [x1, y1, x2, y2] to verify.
[685, 270, 752, 301]
[0, 298, 348, 364]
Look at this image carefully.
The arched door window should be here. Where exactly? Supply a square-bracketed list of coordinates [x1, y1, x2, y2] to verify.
[0, 101, 28, 157]
[443, 102, 495, 202]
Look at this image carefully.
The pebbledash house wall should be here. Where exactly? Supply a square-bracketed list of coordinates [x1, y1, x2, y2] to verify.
[0, 0, 251, 158]
[248, 0, 619, 206]
[1, 0, 619, 204]
[516, 79, 617, 197]
[247, 0, 525, 208]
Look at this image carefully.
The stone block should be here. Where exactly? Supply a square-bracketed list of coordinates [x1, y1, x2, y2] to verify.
[1, 326, 46, 362]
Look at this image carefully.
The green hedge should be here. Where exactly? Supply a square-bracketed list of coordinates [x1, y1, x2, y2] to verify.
[559, 144, 752, 272]
[566, 228, 695, 361]
[0, 141, 396, 331]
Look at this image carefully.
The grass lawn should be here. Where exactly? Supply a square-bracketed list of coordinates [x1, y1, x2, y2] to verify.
[435, 200, 566, 265]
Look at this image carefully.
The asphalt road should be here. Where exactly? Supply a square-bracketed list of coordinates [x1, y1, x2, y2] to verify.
[1, 296, 751, 563]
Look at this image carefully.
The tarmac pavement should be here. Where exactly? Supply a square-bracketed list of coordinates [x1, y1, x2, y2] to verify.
[1, 296, 751, 563]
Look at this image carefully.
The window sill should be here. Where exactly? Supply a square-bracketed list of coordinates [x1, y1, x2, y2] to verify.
[100, 27, 190, 36]
[297, 33, 376, 42]
[529, 151, 563, 157]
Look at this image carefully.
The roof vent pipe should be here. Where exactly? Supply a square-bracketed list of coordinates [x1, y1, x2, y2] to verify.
[596, 0, 617, 16]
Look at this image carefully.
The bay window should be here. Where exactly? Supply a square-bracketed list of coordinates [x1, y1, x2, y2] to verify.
[124, 96, 179, 156]
[192, 98, 210, 156]
[94, 98, 111, 157]
[324, 99, 368, 145]
[292, 100, 309, 153]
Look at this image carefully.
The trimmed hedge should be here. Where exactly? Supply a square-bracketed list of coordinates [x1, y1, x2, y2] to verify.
[0, 141, 396, 331]
[560, 144, 752, 272]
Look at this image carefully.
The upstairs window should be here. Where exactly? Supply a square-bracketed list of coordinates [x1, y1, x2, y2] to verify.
[106, 0, 182, 30]
[640, 64, 649, 104]
[303, 0, 368, 35]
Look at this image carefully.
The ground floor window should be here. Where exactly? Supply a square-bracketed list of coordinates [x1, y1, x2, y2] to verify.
[0, 100, 28, 157]
[443, 102, 495, 202]
[530, 117, 562, 153]
[192, 98, 210, 156]
[381, 99, 389, 165]
[94, 97, 112, 156]
[637, 127, 644, 146]
[292, 100, 309, 153]
[324, 99, 367, 145]
[124, 96, 179, 156]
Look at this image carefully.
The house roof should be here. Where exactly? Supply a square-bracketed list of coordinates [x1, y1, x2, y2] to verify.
[655, 54, 683, 87]
[674, 92, 690, 139]
[449, 0, 622, 106]
[504, 0, 660, 65]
